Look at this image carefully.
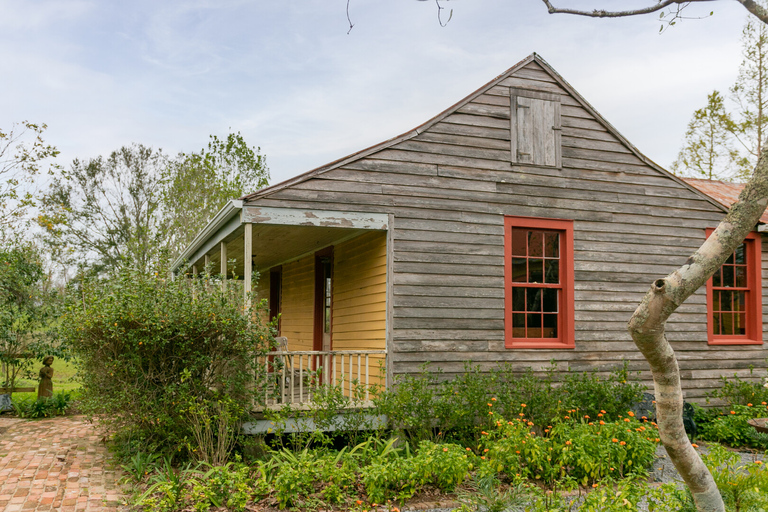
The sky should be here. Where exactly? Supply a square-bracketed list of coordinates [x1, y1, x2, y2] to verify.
[0, 0, 753, 188]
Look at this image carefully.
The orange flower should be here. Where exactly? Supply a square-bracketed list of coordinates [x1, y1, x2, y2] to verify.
[624, 418, 630, 422]
[491, 397, 497, 401]
[620, 441, 626, 446]
[628, 411, 635, 417]
[756, 461, 763, 465]
[612, 438, 619, 443]
[600, 410, 606, 414]
[599, 420, 605, 425]
[565, 440, 572, 445]
[519, 413, 525, 417]
[487, 403, 493, 407]
[443, 447, 448, 452]
[488, 412, 494, 415]
[691, 443, 699, 448]
[481, 456, 486, 460]
[588, 422, 593, 425]
[521, 403, 527, 407]
[748, 403, 753, 407]
[466, 447, 471, 451]
[481, 431, 488, 435]
[731, 411, 736, 415]
[597, 413, 603, 417]
[564, 416, 570, 420]
[592, 483, 598, 488]
[516, 450, 520, 454]
[584, 415, 590, 419]
[484, 448, 489, 453]
[655, 438, 660, 442]
[356, 500, 363, 505]
[763, 402, 767, 405]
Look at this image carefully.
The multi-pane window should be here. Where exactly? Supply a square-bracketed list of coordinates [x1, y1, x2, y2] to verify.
[706, 231, 762, 345]
[505, 217, 574, 348]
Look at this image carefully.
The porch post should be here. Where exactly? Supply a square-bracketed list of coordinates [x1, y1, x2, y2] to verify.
[243, 222, 253, 308]
[204, 254, 210, 273]
[220, 241, 227, 289]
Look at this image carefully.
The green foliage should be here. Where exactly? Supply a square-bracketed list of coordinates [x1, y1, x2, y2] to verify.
[578, 477, 647, 511]
[0, 241, 64, 397]
[12, 391, 73, 418]
[708, 370, 768, 406]
[646, 482, 696, 512]
[162, 132, 269, 262]
[361, 441, 473, 504]
[704, 444, 768, 511]
[121, 451, 161, 484]
[375, 361, 645, 446]
[62, 268, 272, 459]
[481, 415, 658, 487]
[0, 121, 60, 234]
[698, 404, 768, 449]
[272, 448, 358, 509]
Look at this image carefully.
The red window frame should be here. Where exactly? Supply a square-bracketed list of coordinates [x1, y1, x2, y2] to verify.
[705, 229, 762, 345]
[504, 216, 575, 349]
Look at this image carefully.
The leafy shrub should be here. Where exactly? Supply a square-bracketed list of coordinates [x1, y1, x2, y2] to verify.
[61, 269, 272, 460]
[481, 414, 658, 487]
[376, 360, 645, 445]
[272, 448, 358, 509]
[13, 391, 73, 418]
[704, 444, 768, 511]
[361, 441, 473, 504]
[708, 370, 768, 406]
[698, 404, 768, 449]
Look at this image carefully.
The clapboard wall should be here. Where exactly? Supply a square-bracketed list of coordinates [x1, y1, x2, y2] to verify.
[245, 57, 768, 401]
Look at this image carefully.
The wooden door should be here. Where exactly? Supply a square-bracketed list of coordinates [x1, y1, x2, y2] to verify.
[313, 248, 333, 377]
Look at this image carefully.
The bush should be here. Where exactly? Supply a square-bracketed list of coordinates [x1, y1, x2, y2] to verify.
[61, 269, 273, 460]
[13, 391, 73, 418]
[376, 361, 645, 445]
[708, 370, 768, 406]
[480, 414, 658, 487]
[698, 404, 768, 449]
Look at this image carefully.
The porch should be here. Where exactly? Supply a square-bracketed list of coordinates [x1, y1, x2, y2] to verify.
[257, 346, 387, 410]
[170, 201, 393, 410]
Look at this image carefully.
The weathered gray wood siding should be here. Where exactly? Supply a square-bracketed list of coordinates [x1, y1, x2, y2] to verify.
[248, 61, 768, 400]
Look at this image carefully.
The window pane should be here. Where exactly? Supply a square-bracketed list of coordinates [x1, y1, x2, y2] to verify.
[512, 287, 525, 311]
[735, 244, 746, 264]
[545, 232, 559, 258]
[721, 313, 734, 335]
[713, 268, 722, 287]
[527, 313, 542, 338]
[737, 313, 746, 335]
[726, 253, 734, 264]
[736, 292, 746, 313]
[513, 313, 525, 338]
[721, 291, 733, 312]
[529, 231, 543, 257]
[512, 258, 527, 282]
[543, 289, 558, 312]
[511, 229, 527, 256]
[722, 266, 734, 287]
[713, 290, 720, 312]
[527, 288, 542, 312]
[544, 259, 559, 284]
[735, 266, 746, 288]
[543, 314, 558, 338]
[529, 259, 543, 283]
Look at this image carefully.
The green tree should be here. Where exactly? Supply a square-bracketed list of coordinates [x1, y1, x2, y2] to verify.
[162, 132, 269, 261]
[671, 91, 740, 180]
[672, 16, 768, 181]
[0, 242, 60, 397]
[0, 121, 60, 239]
[40, 144, 168, 276]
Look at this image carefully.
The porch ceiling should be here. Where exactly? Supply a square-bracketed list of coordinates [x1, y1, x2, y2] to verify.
[192, 224, 368, 277]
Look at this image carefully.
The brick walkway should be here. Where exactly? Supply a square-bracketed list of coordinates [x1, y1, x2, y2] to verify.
[0, 415, 126, 511]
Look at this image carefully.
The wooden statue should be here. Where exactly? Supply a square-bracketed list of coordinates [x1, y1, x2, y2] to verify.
[37, 356, 54, 399]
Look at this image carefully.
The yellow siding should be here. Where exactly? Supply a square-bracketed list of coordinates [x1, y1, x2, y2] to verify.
[280, 255, 315, 352]
[333, 231, 387, 351]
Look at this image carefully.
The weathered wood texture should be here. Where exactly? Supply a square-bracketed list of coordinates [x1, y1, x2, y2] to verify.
[246, 60, 768, 400]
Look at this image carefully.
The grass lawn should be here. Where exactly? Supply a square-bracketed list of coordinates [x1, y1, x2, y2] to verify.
[8, 357, 81, 401]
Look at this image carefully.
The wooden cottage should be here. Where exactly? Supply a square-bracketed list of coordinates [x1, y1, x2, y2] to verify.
[171, 53, 768, 408]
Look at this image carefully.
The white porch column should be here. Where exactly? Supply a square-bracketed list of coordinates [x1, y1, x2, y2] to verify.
[220, 241, 227, 289]
[243, 222, 253, 308]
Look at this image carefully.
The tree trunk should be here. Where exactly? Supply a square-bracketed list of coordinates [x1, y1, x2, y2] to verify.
[628, 150, 768, 511]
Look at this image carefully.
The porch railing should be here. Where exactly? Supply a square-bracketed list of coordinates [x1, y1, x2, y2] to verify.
[256, 350, 386, 409]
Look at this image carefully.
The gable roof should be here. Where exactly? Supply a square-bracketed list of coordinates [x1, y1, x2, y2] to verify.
[683, 177, 768, 224]
[243, 53, 727, 213]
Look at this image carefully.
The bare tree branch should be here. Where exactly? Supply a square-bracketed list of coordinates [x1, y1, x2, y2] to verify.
[436, 0, 453, 27]
[541, 0, 684, 18]
[736, 0, 768, 25]
[347, 0, 354, 34]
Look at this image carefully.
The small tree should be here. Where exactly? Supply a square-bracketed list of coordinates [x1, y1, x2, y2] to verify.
[62, 268, 273, 461]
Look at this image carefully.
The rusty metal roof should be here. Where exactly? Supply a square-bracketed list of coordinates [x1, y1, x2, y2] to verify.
[683, 178, 768, 224]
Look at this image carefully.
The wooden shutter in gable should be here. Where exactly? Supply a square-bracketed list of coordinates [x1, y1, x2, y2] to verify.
[510, 89, 561, 168]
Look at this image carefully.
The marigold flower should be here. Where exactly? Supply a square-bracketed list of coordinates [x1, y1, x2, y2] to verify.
[483, 448, 489, 453]
[487, 403, 493, 407]
[516, 450, 520, 454]
[628, 411, 635, 417]
[521, 403, 527, 407]
[624, 418, 630, 422]
[691, 443, 698, 448]
[564, 416, 570, 419]
[748, 403, 753, 407]
[466, 447, 471, 451]
[588, 422, 593, 425]
[592, 483, 598, 488]
[612, 438, 619, 443]
[655, 438, 660, 442]
[756, 461, 763, 465]
[584, 415, 590, 419]
[731, 411, 736, 415]
[491, 397, 497, 401]
[600, 410, 606, 414]
[565, 440, 572, 445]
[443, 447, 448, 452]
[763, 402, 767, 405]
[489, 412, 494, 415]
[519, 413, 525, 417]
[481, 431, 488, 435]
[356, 501, 363, 505]
[619, 441, 626, 446]
[481, 456, 486, 460]
[597, 413, 603, 417]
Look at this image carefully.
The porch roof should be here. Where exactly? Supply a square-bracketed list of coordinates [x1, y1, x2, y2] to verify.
[171, 201, 389, 275]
